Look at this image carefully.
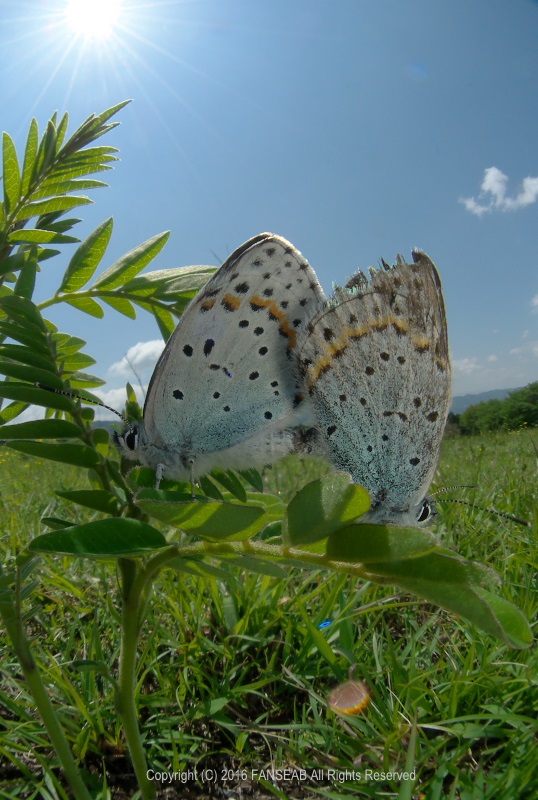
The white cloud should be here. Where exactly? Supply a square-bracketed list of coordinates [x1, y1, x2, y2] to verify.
[486, 354, 498, 363]
[460, 167, 538, 216]
[460, 196, 490, 217]
[509, 340, 538, 359]
[504, 176, 538, 210]
[108, 340, 165, 379]
[531, 296, 538, 314]
[452, 357, 481, 374]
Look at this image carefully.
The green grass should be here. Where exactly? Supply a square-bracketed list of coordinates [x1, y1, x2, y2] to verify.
[0, 431, 537, 799]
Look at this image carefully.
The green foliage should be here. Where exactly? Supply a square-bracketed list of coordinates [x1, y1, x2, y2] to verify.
[0, 437, 536, 798]
[287, 471, 370, 544]
[458, 382, 538, 434]
[0, 103, 214, 360]
[29, 518, 168, 557]
[135, 490, 270, 541]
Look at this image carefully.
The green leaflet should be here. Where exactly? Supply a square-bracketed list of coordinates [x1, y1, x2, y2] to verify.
[29, 518, 167, 558]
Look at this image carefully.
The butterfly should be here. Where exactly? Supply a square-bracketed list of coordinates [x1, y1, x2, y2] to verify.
[297, 250, 451, 526]
[115, 233, 326, 485]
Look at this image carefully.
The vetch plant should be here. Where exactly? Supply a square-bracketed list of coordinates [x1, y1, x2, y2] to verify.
[0, 104, 532, 799]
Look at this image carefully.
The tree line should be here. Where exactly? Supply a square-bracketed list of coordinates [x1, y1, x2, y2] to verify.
[448, 382, 538, 434]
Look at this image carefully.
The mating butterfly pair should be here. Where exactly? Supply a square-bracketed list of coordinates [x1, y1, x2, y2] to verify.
[115, 233, 451, 526]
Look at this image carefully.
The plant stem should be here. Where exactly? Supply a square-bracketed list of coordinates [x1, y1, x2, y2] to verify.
[143, 539, 371, 581]
[116, 559, 156, 800]
[0, 565, 93, 800]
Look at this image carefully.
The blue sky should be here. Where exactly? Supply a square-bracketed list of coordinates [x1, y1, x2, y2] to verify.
[2, 0, 537, 416]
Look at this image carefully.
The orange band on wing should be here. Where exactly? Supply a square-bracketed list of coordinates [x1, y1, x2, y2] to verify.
[249, 294, 298, 350]
[305, 314, 447, 389]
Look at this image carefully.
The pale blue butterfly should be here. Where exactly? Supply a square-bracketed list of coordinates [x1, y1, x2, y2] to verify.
[116, 233, 326, 485]
[297, 251, 451, 526]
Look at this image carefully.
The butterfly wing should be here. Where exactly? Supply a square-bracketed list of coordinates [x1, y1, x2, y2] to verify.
[298, 250, 451, 522]
[141, 233, 326, 478]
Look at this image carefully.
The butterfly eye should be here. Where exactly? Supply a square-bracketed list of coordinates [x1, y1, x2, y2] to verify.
[124, 427, 139, 451]
[417, 499, 436, 524]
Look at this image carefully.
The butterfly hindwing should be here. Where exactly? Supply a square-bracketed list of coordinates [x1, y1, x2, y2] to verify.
[298, 250, 451, 524]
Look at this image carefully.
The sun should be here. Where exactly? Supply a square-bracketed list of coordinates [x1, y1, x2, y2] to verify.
[64, 0, 123, 41]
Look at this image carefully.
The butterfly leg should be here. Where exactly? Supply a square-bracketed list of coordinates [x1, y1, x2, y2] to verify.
[189, 459, 195, 500]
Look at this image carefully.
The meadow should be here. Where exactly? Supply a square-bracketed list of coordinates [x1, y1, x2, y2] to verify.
[0, 428, 536, 800]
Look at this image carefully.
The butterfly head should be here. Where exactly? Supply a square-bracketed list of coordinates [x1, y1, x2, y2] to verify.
[414, 496, 437, 526]
[114, 425, 140, 460]
[362, 495, 438, 527]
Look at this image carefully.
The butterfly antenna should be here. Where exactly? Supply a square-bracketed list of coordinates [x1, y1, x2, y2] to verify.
[36, 383, 129, 425]
[431, 485, 529, 526]
[436, 497, 530, 528]
[431, 484, 478, 495]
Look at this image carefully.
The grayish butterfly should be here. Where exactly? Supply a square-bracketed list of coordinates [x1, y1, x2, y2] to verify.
[297, 250, 451, 526]
[116, 233, 326, 484]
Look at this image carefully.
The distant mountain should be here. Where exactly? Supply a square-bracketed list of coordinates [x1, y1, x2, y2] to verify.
[451, 387, 522, 415]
